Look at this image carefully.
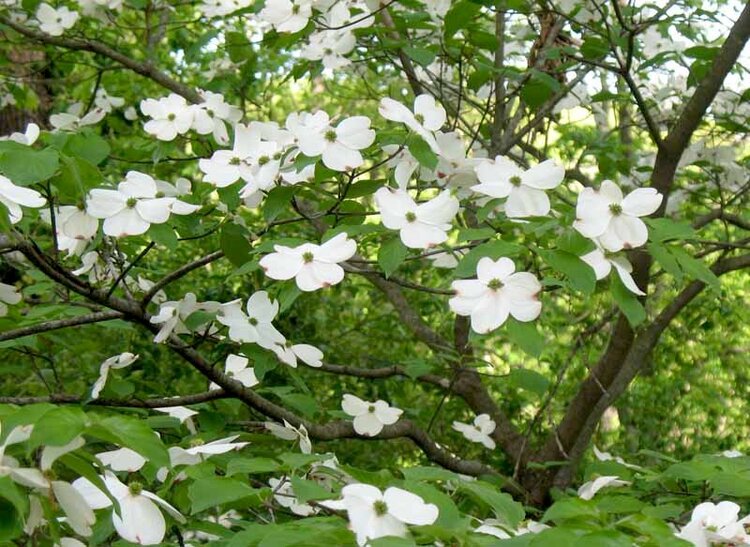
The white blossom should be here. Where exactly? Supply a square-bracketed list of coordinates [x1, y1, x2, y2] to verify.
[191, 91, 242, 145]
[321, 484, 439, 546]
[91, 352, 139, 399]
[341, 394, 402, 437]
[260, 0, 312, 33]
[0, 174, 46, 224]
[150, 292, 219, 343]
[260, 233, 356, 291]
[452, 414, 496, 449]
[272, 342, 323, 368]
[580, 245, 645, 295]
[374, 188, 458, 249]
[0, 282, 21, 317]
[449, 257, 542, 334]
[379, 94, 446, 153]
[96, 448, 147, 472]
[140, 94, 194, 141]
[265, 420, 312, 454]
[209, 354, 259, 390]
[269, 476, 317, 516]
[577, 475, 630, 500]
[217, 291, 286, 348]
[0, 122, 40, 145]
[35, 3, 78, 36]
[676, 501, 750, 546]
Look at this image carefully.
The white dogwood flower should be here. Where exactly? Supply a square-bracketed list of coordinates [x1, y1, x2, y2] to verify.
[0, 175, 46, 224]
[140, 94, 194, 141]
[473, 156, 564, 218]
[272, 342, 323, 368]
[449, 257, 542, 334]
[91, 352, 139, 399]
[96, 448, 147, 472]
[269, 476, 317, 516]
[209, 354, 259, 390]
[1, 122, 40, 146]
[379, 94, 446, 153]
[150, 292, 219, 343]
[452, 414, 496, 449]
[581, 245, 645, 295]
[73, 472, 185, 545]
[0, 282, 21, 317]
[341, 394, 403, 437]
[168, 435, 249, 467]
[574, 180, 662, 251]
[217, 291, 286, 348]
[577, 475, 630, 500]
[36, 3, 78, 36]
[260, 233, 356, 291]
[287, 111, 375, 171]
[191, 91, 241, 145]
[260, 0, 312, 33]
[265, 420, 312, 454]
[677, 501, 750, 546]
[321, 484, 439, 546]
[86, 171, 200, 237]
[374, 188, 458, 249]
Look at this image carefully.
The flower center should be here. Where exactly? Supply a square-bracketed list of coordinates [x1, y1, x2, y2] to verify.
[230, 156, 242, 165]
[405, 211, 417, 223]
[128, 482, 143, 495]
[207, 109, 215, 118]
[77, 202, 86, 211]
[368, 405, 376, 413]
[609, 203, 622, 215]
[487, 278, 503, 291]
[155, 191, 165, 198]
[373, 500, 389, 516]
[167, 113, 176, 121]
[258, 156, 270, 166]
[126, 197, 138, 208]
[302, 251, 315, 263]
[292, 4, 300, 13]
[324, 129, 337, 142]
[414, 113, 425, 124]
[189, 438, 204, 447]
[509, 175, 522, 187]
[249, 317, 258, 326]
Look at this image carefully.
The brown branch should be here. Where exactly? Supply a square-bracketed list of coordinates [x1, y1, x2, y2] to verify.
[318, 362, 450, 388]
[377, 7, 424, 95]
[0, 311, 123, 342]
[0, 17, 202, 104]
[0, 390, 230, 407]
[141, 250, 225, 306]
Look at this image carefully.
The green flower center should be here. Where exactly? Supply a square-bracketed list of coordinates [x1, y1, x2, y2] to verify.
[302, 251, 315, 263]
[368, 405, 376, 413]
[230, 157, 242, 165]
[128, 482, 143, 495]
[405, 211, 417, 223]
[126, 197, 138, 208]
[207, 109, 215, 118]
[414, 113, 425, 124]
[509, 175, 522, 187]
[609, 203, 622, 215]
[249, 317, 258, 326]
[487, 278, 503, 290]
[324, 129, 337, 142]
[258, 156, 270, 166]
[373, 500, 389, 516]
[167, 113, 176, 121]
[292, 4, 300, 13]
[155, 191, 165, 198]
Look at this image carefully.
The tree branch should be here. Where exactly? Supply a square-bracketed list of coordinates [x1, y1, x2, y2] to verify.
[0, 390, 230, 407]
[0, 311, 123, 342]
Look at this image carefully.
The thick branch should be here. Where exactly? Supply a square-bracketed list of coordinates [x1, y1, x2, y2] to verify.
[0, 391, 230, 407]
[0, 17, 202, 103]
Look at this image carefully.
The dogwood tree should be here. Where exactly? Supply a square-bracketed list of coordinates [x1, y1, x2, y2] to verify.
[0, 0, 749, 544]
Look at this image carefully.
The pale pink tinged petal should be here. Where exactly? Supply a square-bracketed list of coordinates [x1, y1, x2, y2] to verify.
[476, 257, 515, 284]
[580, 249, 611, 280]
[102, 208, 150, 237]
[604, 215, 649, 251]
[374, 188, 414, 230]
[317, 233, 356, 263]
[451, 279, 488, 299]
[598, 180, 624, 203]
[135, 198, 173, 224]
[414, 94, 446, 131]
[260, 252, 303, 280]
[521, 160, 565, 190]
[621, 187, 663, 217]
[383, 487, 439, 525]
[113, 495, 166, 545]
[400, 222, 448, 249]
[322, 142, 363, 172]
[335, 116, 375, 149]
[86, 189, 126, 218]
[378, 98, 414, 124]
[341, 394, 368, 416]
[71, 477, 112, 510]
[612, 260, 645, 295]
[246, 291, 279, 321]
[353, 412, 383, 436]
[505, 186, 550, 218]
[470, 293, 509, 333]
[293, 344, 323, 367]
[52, 481, 95, 537]
[416, 190, 459, 225]
[120, 171, 157, 198]
[448, 293, 484, 316]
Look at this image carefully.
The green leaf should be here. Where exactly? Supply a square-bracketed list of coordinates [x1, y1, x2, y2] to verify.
[540, 250, 596, 295]
[645, 218, 695, 242]
[669, 247, 720, 289]
[408, 136, 438, 170]
[263, 185, 296, 223]
[28, 407, 86, 448]
[403, 46, 436, 67]
[53, 155, 102, 201]
[226, 457, 280, 476]
[460, 481, 525, 528]
[542, 497, 598, 523]
[401, 466, 461, 482]
[456, 227, 495, 242]
[506, 319, 545, 358]
[710, 472, 750, 497]
[220, 223, 253, 267]
[0, 143, 59, 185]
[610, 275, 646, 327]
[188, 477, 258, 513]
[648, 242, 683, 282]
[378, 236, 408, 278]
[62, 131, 110, 165]
[508, 367, 549, 396]
[148, 223, 178, 250]
[290, 476, 334, 503]
[183, 310, 216, 331]
[444, 0, 480, 39]
[87, 415, 169, 468]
